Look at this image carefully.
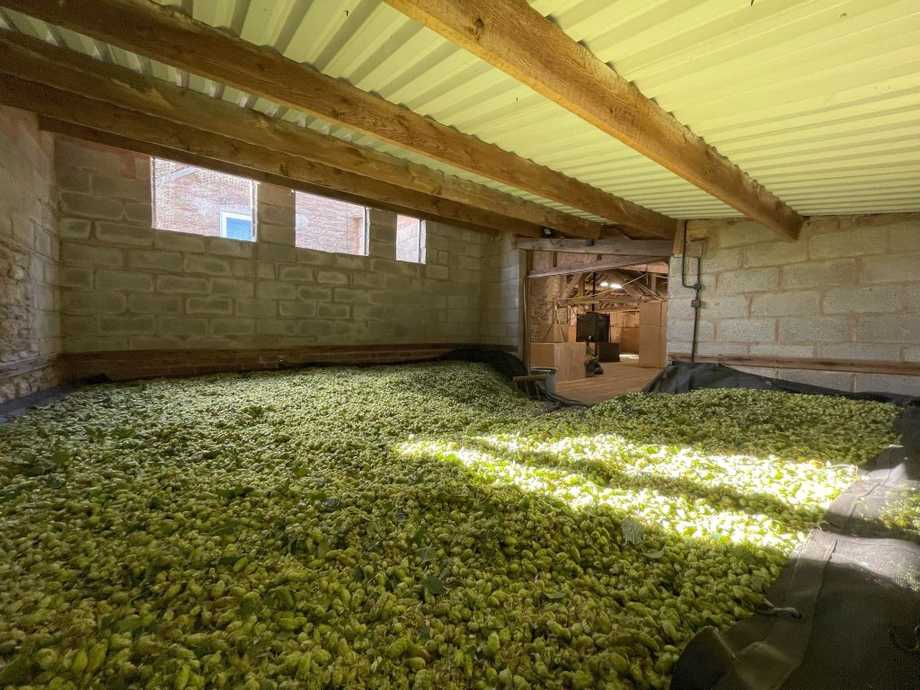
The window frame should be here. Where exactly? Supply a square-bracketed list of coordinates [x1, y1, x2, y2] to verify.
[359, 207, 370, 257]
[395, 215, 426, 264]
[416, 220, 427, 264]
[219, 210, 255, 242]
[150, 157, 257, 240]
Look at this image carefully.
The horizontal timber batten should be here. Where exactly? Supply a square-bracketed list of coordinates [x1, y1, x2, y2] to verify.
[63, 345, 515, 382]
[385, 0, 802, 239]
[528, 258, 670, 278]
[516, 238, 673, 255]
[0, 29, 587, 237]
[38, 115, 538, 238]
[669, 354, 920, 377]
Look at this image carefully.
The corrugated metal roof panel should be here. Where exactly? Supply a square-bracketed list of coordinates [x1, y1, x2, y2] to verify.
[3, 0, 917, 221]
[547, 0, 920, 215]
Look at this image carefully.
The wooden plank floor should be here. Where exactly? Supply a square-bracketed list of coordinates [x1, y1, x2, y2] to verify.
[556, 359, 661, 404]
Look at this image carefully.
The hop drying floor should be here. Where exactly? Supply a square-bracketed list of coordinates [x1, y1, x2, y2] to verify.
[0, 362, 900, 690]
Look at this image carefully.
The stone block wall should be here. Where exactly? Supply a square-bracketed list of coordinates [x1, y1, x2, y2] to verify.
[669, 215, 920, 396]
[54, 135, 497, 355]
[0, 107, 60, 403]
[527, 274, 566, 344]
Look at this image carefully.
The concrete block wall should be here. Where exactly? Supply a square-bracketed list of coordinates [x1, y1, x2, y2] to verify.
[481, 233, 524, 352]
[55, 135, 495, 354]
[669, 215, 920, 396]
[0, 107, 61, 402]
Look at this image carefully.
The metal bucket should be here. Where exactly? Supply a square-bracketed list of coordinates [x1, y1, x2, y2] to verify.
[530, 367, 557, 396]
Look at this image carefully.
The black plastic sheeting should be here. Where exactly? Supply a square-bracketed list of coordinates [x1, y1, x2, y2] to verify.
[645, 361, 917, 406]
[654, 363, 920, 690]
[0, 384, 81, 424]
[441, 348, 529, 379]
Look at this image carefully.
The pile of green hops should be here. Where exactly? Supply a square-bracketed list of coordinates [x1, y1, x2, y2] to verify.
[0, 363, 900, 689]
[882, 488, 920, 540]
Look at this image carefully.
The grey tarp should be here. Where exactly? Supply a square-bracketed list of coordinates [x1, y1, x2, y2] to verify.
[655, 363, 920, 690]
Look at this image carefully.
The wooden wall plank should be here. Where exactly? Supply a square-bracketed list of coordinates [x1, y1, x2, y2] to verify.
[669, 354, 920, 377]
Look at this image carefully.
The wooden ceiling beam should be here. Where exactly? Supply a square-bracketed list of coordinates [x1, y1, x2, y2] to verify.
[48, 120, 543, 240]
[527, 257, 670, 279]
[386, 0, 804, 240]
[43, 114, 539, 238]
[0, 75, 543, 237]
[0, 28, 586, 239]
[0, 0, 676, 238]
[515, 237, 672, 255]
[556, 292, 643, 306]
[52, 123, 533, 238]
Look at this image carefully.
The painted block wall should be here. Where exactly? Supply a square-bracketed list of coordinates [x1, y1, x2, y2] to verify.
[0, 107, 60, 402]
[480, 233, 524, 351]
[54, 135, 508, 354]
[669, 216, 920, 396]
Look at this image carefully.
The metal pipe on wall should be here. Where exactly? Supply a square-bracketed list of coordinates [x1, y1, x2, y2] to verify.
[679, 221, 703, 362]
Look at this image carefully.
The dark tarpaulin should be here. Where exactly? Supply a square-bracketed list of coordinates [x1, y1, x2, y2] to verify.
[440, 348, 529, 380]
[656, 363, 920, 690]
[644, 361, 917, 406]
[0, 383, 81, 424]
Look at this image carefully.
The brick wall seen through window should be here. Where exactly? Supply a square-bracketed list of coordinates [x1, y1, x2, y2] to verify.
[295, 191, 367, 255]
[151, 158, 255, 240]
[396, 215, 426, 264]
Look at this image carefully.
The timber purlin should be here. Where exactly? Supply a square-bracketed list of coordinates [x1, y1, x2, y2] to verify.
[62, 344, 517, 382]
[384, 0, 803, 239]
[0, 0, 674, 238]
[0, 28, 587, 238]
